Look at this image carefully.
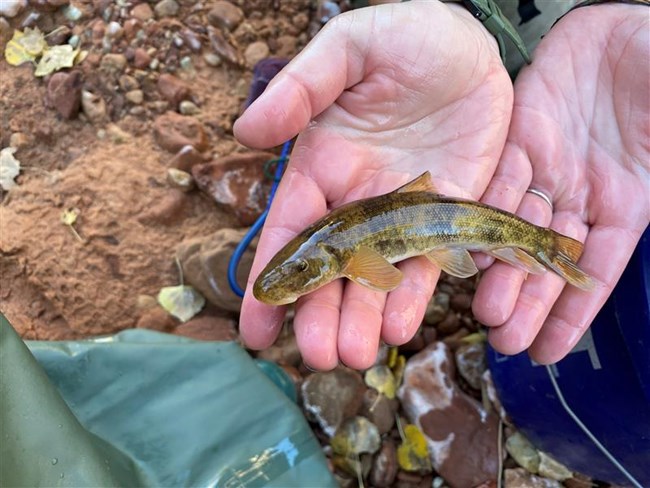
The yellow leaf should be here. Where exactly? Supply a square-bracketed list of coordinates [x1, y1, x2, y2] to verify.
[4, 28, 46, 66]
[35, 45, 79, 77]
[391, 354, 406, 389]
[157, 285, 205, 322]
[60, 208, 79, 226]
[364, 365, 396, 399]
[397, 424, 432, 472]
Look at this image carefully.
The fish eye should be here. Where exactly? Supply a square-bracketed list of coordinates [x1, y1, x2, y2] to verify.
[296, 259, 309, 272]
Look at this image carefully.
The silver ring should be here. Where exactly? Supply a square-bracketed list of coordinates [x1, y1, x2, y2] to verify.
[526, 188, 553, 211]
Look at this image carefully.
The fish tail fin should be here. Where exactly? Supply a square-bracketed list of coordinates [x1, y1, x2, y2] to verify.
[541, 232, 595, 291]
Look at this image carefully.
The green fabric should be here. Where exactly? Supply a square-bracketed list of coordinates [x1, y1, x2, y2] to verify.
[0, 314, 335, 487]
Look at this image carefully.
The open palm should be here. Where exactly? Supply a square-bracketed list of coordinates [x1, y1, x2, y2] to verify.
[473, 4, 650, 363]
[234, 2, 513, 369]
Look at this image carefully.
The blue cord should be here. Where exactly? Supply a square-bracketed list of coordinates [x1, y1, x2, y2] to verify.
[228, 140, 292, 297]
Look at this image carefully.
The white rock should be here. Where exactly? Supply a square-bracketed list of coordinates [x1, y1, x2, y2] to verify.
[0, 0, 26, 18]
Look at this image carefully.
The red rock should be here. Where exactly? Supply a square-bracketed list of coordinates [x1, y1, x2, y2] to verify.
[130, 2, 153, 21]
[153, 111, 209, 153]
[157, 73, 190, 108]
[454, 342, 486, 390]
[174, 315, 238, 341]
[398, 342, 499, 488]
[207, 1, 243, 31]
[371, 440, 398, 487]
[191, 151, 276, 226]
[208, 26, 242, 66]
[46, 71, 83, 119]
[137, 189, 189, 225]
[136, 307, 176, 332]
[133, 48, 151, 69]
[123, 18, 142, 40]
[168, 145, 205, 172]
[450, 292, 472, 312]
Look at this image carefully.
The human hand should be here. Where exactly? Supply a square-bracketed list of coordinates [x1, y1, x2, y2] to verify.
[234, 2, 513, 369]
[473, 4, 650, 364]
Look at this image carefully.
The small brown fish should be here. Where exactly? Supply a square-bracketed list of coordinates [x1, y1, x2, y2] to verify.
[254, 172, 594, 305]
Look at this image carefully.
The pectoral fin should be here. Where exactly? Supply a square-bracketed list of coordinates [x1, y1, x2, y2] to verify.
[426, 248, 478, 278]
[489, 248, 546, 275]
[343, 246, 403, 291]
[395, 171, 439, 194]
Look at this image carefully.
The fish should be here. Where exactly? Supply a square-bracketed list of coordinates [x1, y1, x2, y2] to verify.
[253, 172, 595, 305]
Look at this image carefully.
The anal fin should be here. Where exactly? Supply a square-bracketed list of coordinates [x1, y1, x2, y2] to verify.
[489, 248, 546, 275]
[426, 248, 478, 278]
[395, 171, 439, 194]
[343, 246, 403, 292]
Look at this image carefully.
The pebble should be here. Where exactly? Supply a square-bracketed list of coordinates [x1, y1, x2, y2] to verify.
[317, 0, 341, 23]
[273, 35, 298, 58]
[46, 25, 71, 45]
[370, 440, 398, 487]
[118, 74, 139, 92]
[437, 312, 461, 336]
[301, 368, 366, 437]
[81, 90, 107, 123]
[292, 12, 309, 31]
[208, 27, 241, 66]
[100, 53, 127, 73]
[203, 52, 221, 67]
[506, 431, 541, 474]
[179, 100, 199, 115]
[136, 306, 176, 332]
[166, 168, 194, 192]
[137, 188, 188, 225]
[360, 388, 396, 435]
[125, 89, 144, 105]
[153, 111, 209, 153]
[504, 468, 562, 488]
[244, 41, 270, 68]
[174, 315, 238, 342]
[454, 341, 486, 390]
[130, 2, 153, 21]
[105, 124, 131, 144]
[191, 151, 276, 226]
[538, 452, 573, 481]
[0, 0, 26, 18]
[47, 71, 83, 120]
[181, 29, 202, 52]
[256, 332, 301, 367]
[9, 132, 29, 149]
[425, 292, 450, 325]
[63, 4, 82, 21]
[175, 228, 256, 312]
[154, 0, 179, 18]
[133, 48, 151, 69]
[157, 73, 190, 108]
[398, 342, 499, 488]
[169, 145, 204, 172]
[207, 1, 244, 31]
[106, 20, 123, 39]
[450, 292, 473, 312]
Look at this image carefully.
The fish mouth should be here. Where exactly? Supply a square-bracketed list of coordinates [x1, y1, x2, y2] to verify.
[254, 293, 298, 306]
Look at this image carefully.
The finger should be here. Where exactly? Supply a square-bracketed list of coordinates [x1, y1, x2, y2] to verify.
[528, 223, 643, 364]
[382, 256, 440, 345]
[293, 280, 344, 371]
[233, 13, 366, 148]
[473, 188, 554, 326]
[487, 212, 588, 355]
[239, 168, 327, 349]
[338, 282, 387, 369]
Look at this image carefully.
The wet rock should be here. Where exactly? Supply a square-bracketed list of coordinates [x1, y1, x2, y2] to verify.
[0, 0, 26, 18]
[100, 53, 127, 73]
[125, 89, 144, 104]
[301, 368, 366, 436]
[425, 292, 450, 325]
[157, 73, 190, 108]
[398, 342, 499, 488]
[169, 145, 205, 172]
[81, 90, 107, 123]
[441, 327, 470, 351]
[506, 431, 540, 474]
[133, 48, 151, 69]
[154, 0, 179, 18]
[174, 315, 238, 341]
[136, 306, 176, 332]
[371, 440, 398, 487]
[504, 468, 562, 488]
[437, 312, 461, 336]
[175, 228, 256, 312]
[153, 111, 209, 153]
[207, 1, 243, 31]
[179, 100, 199, 115]
[130, 2, 153, 21]
[208, 26, 241, 66]
[256, 331, 301, 366]
[422, 326, 438, 345]
[47, 71, 82, 119]
[191, 151, 275, 226]
[454, 341, 486, 390]
[400, 328, 425, 352]
[137, 189, 188, 226]
[360, 388, 396, 435]
[538, 452, 572, 481]
[244, 41, 270, 68]
[450, 292, 472, 312]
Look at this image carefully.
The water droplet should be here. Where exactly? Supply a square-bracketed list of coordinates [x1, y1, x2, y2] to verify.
[51, 458, 58, 465]
[58, 424, 63, 429]
[60, 473, 65, 479]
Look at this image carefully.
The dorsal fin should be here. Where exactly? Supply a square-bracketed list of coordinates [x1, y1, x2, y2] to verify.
[395, 172, 439, 194]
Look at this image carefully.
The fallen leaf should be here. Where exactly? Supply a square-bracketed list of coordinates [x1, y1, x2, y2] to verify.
[35, 44, 79, 77]
[364, 365, 396, 399]
[157, 285, 205, 322]
[331, 416, 381, 457]
[0, 147, 21, 190]
[60, 208, 79, 226]
[4, 28, 46, 66]
[397, 424, 432, 472]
